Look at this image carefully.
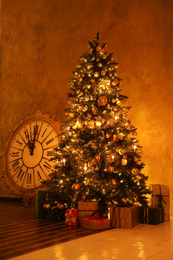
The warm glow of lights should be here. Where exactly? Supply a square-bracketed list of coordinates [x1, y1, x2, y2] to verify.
[133, 145, 137, 151]
[84, 163, 88, 171]
[115, 116, 119, 123]
[96, 121, 101, 129]
[62, 159, 66, 166]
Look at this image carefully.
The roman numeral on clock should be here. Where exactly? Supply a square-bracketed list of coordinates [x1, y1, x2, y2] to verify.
[37, 171, 43, 181]
[16, 168, 25, 182]
[43, 161, 52, 171]
[11, 159, 20, 172]
[15, 139, 23, 146]
[47, 150, 54, 156]
[46, 137, 54, 146]
[27, 173, 32, 184]
[11, 152, 19, 157]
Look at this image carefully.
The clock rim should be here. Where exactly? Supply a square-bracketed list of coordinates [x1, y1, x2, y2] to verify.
[5, 117, 60, 192]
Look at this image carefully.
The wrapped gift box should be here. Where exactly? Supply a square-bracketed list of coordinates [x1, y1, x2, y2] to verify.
[110, 205, 139, 229]
[150, 184, 170, 221]
[81, 216, 110, 230]
[65, 209, 79, 226]
[139, 206, 164, 225]
[35, 190, 47, 219]
[78, 201, 99, 221]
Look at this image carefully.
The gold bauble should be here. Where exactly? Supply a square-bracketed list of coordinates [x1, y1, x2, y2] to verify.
[133, 196, 138, 202]
[134, 157, 139, 163]
[106, 133, 110, 138]
[61, 135, 66, 140]
[113, 134, 117, 140]
[121, 158, 127, 166]
[90, 79, 95, 83]
[108, 166, 114, 173]
[112, 79, 118, 86]
[132, 168, 138, 174]
[107, 119, 114, 126]
[95, 154, 100, 161]
[125, 122, 131, 129]
[119, 148, 125, 155]
[69, 113, 74, 117]
[72, 183, 80, 191]
[94, 72, 100, 77]
[96, 46, 102, 51]
[98, 96, 108, 106]
[43, 203, 50, 210]
[88, 120, 95, 129]
[112, 99, 116, 103]
[101, 70, 106, 75]
[110, 179, 117, 186]
[121, 198, 127, 204]
[117, 133, 123, 140]
[82, 105, 88, 112]
[78, 77, 82, 82]
[57, 204, 64, 209]
[116, 100, 122, 106]
[80, 149, 84, 154]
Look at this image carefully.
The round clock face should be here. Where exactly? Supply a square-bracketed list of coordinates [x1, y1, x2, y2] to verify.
[5, 118, 59, 191]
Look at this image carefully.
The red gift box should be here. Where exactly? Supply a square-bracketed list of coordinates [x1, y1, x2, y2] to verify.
[65, 209, 79, 226]
[81, 215, 110, 230]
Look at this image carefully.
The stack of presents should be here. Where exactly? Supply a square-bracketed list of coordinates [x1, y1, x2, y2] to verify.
[35, 184, 170, 230]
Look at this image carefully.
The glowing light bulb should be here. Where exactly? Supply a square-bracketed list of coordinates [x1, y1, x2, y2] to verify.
[96, 121, 101, 129]
[115, 116, 119, 123]
[62, 159, 66, 166]
[133, 145, 137, 151]
[84, 163, 88, 171]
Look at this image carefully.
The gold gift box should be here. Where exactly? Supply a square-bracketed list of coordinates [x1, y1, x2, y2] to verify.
[150, 184, 170, 221]
[110, 205, 139, 229]
[78, 201, 99, 223]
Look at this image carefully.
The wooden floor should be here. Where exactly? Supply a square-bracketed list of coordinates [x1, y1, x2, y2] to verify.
[0, 200, 101, 260]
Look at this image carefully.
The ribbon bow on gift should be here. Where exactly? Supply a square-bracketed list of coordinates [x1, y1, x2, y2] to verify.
[86, 215, 105, 225]
[89, 215, 103, 220]
[65, 213, 76, 225]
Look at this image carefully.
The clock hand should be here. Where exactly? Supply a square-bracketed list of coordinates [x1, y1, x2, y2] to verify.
[29, 126, 38, 155]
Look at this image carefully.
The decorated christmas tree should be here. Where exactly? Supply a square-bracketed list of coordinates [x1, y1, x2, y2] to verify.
[43, 32, 150, 218]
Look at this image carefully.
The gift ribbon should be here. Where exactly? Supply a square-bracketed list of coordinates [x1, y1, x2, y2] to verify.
[152, 184, 169, 216]
[111, 207, 121, 228]
[152, 185, 168, 206]
[65, 210, 76, 225]
[86, 215, 105, 224]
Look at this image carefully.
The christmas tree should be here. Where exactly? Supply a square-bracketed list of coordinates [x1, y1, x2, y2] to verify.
[43, 32, 150, 218]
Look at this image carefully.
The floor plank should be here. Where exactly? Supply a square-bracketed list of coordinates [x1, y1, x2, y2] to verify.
[0, 201, 102, 260]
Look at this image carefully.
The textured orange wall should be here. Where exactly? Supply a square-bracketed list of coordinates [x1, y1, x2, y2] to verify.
[0, 0, 173, 214]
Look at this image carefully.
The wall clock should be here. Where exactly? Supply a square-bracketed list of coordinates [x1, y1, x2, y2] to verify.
[5, 117, 59, 193]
